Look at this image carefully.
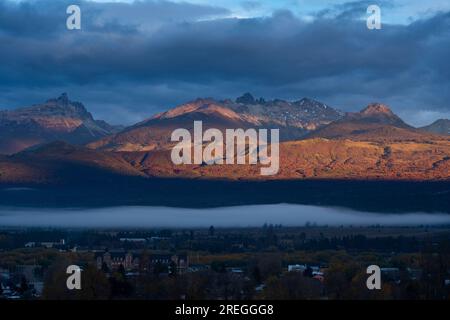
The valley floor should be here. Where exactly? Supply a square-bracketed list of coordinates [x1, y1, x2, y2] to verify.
[1, 225, 449, 300]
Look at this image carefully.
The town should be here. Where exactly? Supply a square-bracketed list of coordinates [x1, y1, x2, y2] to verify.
[0, 225, 449, 300]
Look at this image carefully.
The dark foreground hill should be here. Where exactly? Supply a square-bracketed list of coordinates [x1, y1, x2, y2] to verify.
[1, 178, 450, 213]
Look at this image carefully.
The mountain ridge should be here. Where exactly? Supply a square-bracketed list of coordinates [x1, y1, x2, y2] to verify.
[89, 94, 344, 152]
[420, 119, 450, 136]
[306, 103, 438, 141]
[0, 93, 122, 154]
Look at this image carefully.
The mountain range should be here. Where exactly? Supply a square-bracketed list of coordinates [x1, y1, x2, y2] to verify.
[0, 93, 449, 183]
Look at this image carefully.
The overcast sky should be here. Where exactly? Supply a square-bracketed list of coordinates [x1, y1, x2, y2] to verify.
[1, 0, 450, 126]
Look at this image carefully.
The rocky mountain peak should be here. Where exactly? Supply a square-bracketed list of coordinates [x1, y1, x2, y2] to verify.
[57, 92, 69, 105]
[41, 93, 91, 119]
[236, 93, 256, 105]
[296, 97, 331, 109]
[46, 93, 69, 106]
[361, 103, 394, 116]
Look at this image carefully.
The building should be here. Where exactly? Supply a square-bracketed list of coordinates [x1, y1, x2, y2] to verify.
[95, 250, 189, 274]
[24, 240, 66, 249]
[12, 265, 44, 297]
[15, 265, 42, 282]
[288, 264, 307, 272]
[95, 251, 139, 271]
[149, 253, 189, 274]
[187, 264, 210, 273]
[119, 238, 147, 243]
[381, 267, 400, 282]
[40, 239, 66, 248]
[227, 267, 244, 275]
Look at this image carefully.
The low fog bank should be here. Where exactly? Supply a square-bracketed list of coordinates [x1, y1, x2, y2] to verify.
[0, 204, 449, 228]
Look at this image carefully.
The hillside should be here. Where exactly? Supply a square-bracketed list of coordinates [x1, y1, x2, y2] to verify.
[116, 138, 450, 180]
[0, 141, 143, 184]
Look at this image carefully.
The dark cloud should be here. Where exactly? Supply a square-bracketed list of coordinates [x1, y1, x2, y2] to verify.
[0, 0, 449, 126]
[315, 1, 395, 20]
